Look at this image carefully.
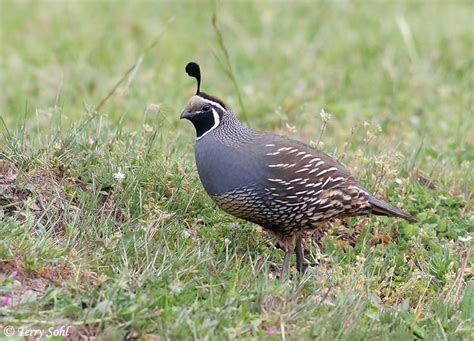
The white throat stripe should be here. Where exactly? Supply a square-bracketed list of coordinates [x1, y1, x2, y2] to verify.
[196, 108, 220, 141]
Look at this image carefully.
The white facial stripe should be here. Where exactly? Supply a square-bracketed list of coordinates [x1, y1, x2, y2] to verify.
[196, 108, 220, 141]
[200, 97, 226, 112]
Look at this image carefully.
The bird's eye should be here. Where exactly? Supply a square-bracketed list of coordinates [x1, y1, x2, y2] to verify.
[202, 105, 211, 112]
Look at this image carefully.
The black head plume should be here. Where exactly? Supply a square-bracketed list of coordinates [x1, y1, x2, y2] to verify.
[185, 62, 201, 94]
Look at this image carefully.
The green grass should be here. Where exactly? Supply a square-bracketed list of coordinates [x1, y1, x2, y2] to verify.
[1, 0, 473, 339]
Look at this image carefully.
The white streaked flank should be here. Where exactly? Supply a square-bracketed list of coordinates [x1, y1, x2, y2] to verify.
[321, 177, 332, 188]
[314, 161, 325, 167]
[316, 167, 338, 177]
[295, 168, 309, 173]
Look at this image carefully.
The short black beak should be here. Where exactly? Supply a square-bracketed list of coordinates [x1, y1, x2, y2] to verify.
[180, 110, 192, 120]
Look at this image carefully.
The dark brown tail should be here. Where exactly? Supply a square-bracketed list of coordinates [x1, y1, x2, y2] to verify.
[369, 195, 417, 223]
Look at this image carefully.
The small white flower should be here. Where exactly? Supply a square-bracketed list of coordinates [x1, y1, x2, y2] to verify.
[146, 103, 161, 115]
[143, 124, 153, 133]
[320, 108, 331, 123]
[182, 230, 191, 239]
[459, 236, 472, 242]
[113, 169, 125, 181]
[224, 238, 231, 245]
[285, 123, 297, 133]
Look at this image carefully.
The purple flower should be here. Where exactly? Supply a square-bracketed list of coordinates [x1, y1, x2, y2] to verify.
[265, 326, 277, 335]
[2, 296, 9, 305]
[10, 271, 18, 278]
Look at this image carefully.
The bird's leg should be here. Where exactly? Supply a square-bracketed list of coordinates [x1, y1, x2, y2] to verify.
[282, 250, 291, 280]
[279, 235, 297, 280]
[295, 236, 307, 274]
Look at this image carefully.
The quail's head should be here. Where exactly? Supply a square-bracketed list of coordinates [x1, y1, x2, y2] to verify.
[180, 62, 229, 140]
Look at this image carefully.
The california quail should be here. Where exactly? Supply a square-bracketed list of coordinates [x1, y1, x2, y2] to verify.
[181, 62, 416, 278]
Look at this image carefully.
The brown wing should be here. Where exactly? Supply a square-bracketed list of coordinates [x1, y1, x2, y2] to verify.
[263, 137, 351, 195]
[260, 136, 371, 223]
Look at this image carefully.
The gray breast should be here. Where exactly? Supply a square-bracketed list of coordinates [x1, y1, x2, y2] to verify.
[194, 133, 263, 196]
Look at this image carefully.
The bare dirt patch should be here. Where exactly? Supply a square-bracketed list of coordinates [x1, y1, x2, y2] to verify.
[0, 260, 72, 305]
[0, 160, 82, 234]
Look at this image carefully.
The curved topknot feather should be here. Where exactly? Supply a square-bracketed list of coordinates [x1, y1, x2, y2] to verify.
[185, 62, 201, 94]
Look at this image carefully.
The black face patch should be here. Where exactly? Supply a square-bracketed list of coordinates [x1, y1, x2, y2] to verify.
[188, 109, 219, 139]
[182, 94, 227, 139]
